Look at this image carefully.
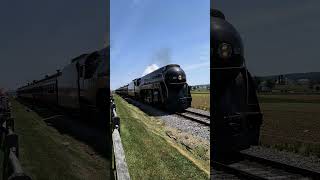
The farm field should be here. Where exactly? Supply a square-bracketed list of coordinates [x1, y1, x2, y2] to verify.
[258, 94, 320, 103]
[258, 94, 320, 157]
[191, 91, 210, 111]
[114, 95, 209, 179]
[9, 98, 108, 180]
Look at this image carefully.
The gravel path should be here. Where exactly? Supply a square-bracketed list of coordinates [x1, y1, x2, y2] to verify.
[126, 98, 210, 141]
[242, 145, 320, 173]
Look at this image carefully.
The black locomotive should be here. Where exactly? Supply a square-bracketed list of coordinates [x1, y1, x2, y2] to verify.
[211, 9, 263, 156]
[116, 64, 192, 112]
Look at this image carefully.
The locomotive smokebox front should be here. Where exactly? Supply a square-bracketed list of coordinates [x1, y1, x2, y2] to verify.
[164, 65, 187, 85]
[163, 64, 191, 111]
[211, 9, 245, 87]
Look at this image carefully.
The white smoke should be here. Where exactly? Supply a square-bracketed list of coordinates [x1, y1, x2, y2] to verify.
[142, 64, 159, 76]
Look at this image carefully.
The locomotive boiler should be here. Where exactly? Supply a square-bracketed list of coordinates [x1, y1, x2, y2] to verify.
[116, 64, 192, 112]
[211, 9, 263, 156]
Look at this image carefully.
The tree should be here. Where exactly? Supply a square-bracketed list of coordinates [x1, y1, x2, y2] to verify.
[309, 80, 316, 90]
[265, 79, 275, 89]
[253, 76, 262, 87]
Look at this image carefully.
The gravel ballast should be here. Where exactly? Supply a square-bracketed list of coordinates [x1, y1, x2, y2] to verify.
[187, 107, 210, 117]
[211, 168, 240, 180]
[126, 98, 210, 141]
[242, 145, 320, 173]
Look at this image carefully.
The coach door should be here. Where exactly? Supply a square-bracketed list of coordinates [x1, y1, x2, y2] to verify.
[76, 62, 85, 102]
[84, 52, 100, 105]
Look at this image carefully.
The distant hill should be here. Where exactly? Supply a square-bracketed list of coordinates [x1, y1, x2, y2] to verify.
[258, 72, 320, 82]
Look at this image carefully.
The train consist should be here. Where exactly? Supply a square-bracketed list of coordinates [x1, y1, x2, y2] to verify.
[115, 64, 192, 112]
[211, 9, 263, 156]
[17, 47, 109, 113]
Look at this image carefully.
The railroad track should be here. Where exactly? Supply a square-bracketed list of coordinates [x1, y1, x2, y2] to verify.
[212, 153, 320, 180]
[175, 110, 210, 126]
[125, 97, 210, 126]
[184, 108, 210, 119]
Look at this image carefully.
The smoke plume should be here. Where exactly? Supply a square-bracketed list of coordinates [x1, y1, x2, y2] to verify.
[141, 48, 172, 76]
[142, 64, 159, 76]
[151, 48, 171, 67]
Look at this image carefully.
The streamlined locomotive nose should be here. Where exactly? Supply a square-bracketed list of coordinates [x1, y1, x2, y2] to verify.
[164, 66, 186, 84]
[211, 17, 244, 69]
[211, 9, 245, 86]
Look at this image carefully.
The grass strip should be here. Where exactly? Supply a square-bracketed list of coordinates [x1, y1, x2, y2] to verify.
[10, 99, 108, 180]
[114, 95, 209, 179]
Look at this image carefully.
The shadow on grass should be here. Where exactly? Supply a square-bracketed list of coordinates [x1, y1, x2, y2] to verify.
[17, 98, 111, 161]
[122, 97, 176, 118]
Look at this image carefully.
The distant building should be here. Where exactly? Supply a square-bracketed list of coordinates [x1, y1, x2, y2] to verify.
[297, 79, 310, 85]
[191, 84, 210, 91]
[258, 81, 271, 92]
[275, 75, 286, 85]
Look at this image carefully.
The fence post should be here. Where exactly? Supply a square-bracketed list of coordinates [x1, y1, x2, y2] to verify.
[3, 132, 19, 179]
[112, 116, 120, 133]
[110, 95, 131, 180]
[2, 139, 8, 180]
[6, 117, 15, 132]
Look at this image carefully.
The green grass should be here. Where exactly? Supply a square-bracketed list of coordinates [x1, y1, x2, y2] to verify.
[190, 90, 210, 94]
[9, 99, 108, 180]
[114, 95, 209, 180]
[191, 92, 210, 111]
[258, 94, 320, 157]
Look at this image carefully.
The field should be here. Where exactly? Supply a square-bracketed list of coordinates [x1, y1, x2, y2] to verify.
[191, 91, 210, 111]
[8, 99, 109, 180]
[258, 94, 320, 157]
[114, 95, 209, 179]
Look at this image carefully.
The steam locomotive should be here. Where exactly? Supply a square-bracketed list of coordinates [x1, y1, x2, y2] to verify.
[115, 64, 192, 112]
[211, 9, 263, 156]
[17, 47, 109, 114]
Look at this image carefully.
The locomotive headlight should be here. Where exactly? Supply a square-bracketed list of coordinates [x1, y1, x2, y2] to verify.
[178, 75, 182, 80]
[218, 43, 232, 59]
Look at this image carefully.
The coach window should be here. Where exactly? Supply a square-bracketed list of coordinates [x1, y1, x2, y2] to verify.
[84, 52, 99, 79]
[79, 65, 84, 78]
[48, 85, 54, 93]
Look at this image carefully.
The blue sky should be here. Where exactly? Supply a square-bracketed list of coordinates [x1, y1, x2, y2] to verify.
[110, 0, 210, 90]
[214, 0, 320, 76]
[0, 0, 107, 90]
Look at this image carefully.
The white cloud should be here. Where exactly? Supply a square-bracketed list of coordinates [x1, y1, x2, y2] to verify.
[142, 64, 159, 76]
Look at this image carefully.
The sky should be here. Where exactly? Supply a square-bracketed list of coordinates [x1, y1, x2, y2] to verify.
[213, 0, 320, 77]
[0, 0, 108, 91]
[110, 0, 210, 90]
